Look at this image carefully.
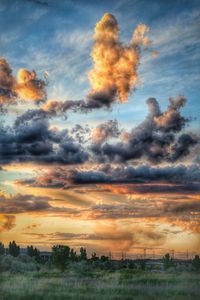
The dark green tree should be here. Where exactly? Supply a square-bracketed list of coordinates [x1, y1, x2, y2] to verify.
[163, 253, 174, 270]
[100, 255, 109, 262]
[9, 241, 20, 257]
[140, 260, 146, 271]
[0, 241, 5, 255]
[80, 247, 87, 260]
[70, 248, 77, 261]
[52, 245, 70, 271]
[192, 255, 200, 272]
[27, 245, 41, 262]
[91, 252, 99, 261]
[128, 260, 136, 269]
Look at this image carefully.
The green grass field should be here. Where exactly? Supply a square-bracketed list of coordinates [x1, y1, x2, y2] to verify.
[0, 270, 199, 300]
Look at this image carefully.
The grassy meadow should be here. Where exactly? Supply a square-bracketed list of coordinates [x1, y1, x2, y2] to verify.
[0, 270, 200, 300]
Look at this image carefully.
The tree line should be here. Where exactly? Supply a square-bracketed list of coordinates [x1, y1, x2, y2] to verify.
[1, 241, 200, 272]
[0, 241, 109, 268]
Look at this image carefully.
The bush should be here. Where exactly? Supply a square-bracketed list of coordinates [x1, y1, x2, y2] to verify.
[70, 260, 93, 274]
[0, 255, 40, 273]
[192, 255, 200, 272]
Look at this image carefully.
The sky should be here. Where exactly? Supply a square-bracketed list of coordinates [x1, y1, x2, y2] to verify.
[0, 0, 200, 258]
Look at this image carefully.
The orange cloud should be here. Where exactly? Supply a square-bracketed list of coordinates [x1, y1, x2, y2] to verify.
[14, 68, 46, 102]
[0, 58, 46, 104]
[88, 13, 150, 103]
[0, 214, 16, 232]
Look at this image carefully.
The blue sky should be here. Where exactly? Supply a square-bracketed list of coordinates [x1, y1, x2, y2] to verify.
[0, 0, 199, 129]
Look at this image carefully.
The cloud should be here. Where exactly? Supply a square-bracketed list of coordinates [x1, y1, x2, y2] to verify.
[0, 58, 47, 109]
[90, 96, 198, 163]
[0, 118, 88, 165]
[1, 94, 197, 167]
[0, 192, 51, 214]
[0, 13, 151, 114]
[17, 164, 200, 192]
[154, 96, 188, 132]
[24, 223, 165, 252]
[14, 68, 46, 102]
[88, 13, 150, 106]
[0, 214, 16, 232]
[0, 191, 79, 215]
[92, 120, 120, 144]
[0, 58, 16, 106]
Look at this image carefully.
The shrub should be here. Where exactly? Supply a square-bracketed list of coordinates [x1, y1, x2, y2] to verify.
[0, 255, 40, 273]
[163, 253, 174, 270]
[192, 255, 200, 272]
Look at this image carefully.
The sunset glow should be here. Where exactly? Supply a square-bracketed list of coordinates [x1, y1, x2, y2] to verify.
[0, 0, 199, 260]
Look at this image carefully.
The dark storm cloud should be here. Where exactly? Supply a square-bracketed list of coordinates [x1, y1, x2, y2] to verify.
[0, 119, 88, 165]
[17, 164, 200, 191]
[1, 95, 198, 167]
[90, 97, 198, 164]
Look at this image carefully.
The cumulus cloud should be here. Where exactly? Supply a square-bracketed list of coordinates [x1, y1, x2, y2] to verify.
[0, 13, 151, 114]
[0, 58, 47, 109]
[154, 96, 188, 132]
[92, 120, 120, 144]
[14, 68, 46, 102]
[0, 58, 16, 106]
[88, 13, 150, 105]
[0, 119, 88, 165]
[90, 96, 197, 163]
[1, 94, 198, 167]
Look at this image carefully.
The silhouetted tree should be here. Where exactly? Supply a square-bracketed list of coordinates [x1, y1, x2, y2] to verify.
[70, 248, 77, 261]
[140, 260, 146, 271]
[0, 242, 5, 255]
[9, 241, 20, 257]
[80, 247, 87, 260]
[128, 260, 136, 269]
[192, 255, 200, 272]
[52, 245, 70, 271]
[163, 253, 174, 270]
[100, 255, 109, 262]
[27, 245, 41, 262]
[91, 252, 99, 261]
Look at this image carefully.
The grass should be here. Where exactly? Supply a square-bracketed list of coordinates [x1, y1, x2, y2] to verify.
[0, 270, 199, 300]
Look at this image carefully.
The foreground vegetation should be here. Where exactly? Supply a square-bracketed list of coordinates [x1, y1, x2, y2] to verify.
[1, 268, 200, 300]
[0, 241, 200, 299]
